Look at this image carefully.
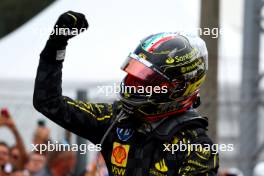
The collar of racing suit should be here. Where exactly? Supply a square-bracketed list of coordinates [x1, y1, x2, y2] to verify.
[148, 109, 208, 140]
[113, 101, 208, 141]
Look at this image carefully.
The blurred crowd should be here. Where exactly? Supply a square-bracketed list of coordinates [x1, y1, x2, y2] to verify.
[0, 108, 108, 176]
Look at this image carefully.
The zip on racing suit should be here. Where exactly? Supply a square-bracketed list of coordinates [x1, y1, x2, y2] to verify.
[33, 11, 219, 176]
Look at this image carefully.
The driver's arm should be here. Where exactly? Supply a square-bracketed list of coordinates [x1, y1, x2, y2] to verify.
[33, 11, 113, 144]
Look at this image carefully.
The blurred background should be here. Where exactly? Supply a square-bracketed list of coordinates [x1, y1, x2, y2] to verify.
[0, 0, 263, 175]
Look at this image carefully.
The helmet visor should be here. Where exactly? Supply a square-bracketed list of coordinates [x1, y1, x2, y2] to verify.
[121, 53, 168, 85]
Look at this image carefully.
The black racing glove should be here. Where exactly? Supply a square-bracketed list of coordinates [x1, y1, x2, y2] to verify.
[41, 11, 88, 62]
[49, 11, 89, 45]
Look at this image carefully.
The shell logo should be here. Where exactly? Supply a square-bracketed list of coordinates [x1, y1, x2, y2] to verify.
[111, 142, 130, 167]
[113, 146, 126, 164]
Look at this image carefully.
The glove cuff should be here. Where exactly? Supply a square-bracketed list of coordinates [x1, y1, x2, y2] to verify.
[40, 39, 68, 63]
[48, 36, 68, 50]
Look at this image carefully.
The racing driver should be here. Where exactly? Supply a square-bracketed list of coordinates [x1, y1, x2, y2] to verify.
[33, 11, 219, 175]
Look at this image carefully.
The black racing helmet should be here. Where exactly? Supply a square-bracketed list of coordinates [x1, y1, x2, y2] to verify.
[120, 32, 208, 122]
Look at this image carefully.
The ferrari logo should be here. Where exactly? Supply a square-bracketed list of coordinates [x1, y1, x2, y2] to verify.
[139, 53, 147, 60]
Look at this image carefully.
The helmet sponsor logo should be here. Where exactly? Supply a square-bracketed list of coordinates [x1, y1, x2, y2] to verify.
[116, 128, 134, 142]
[130, 53, 153, 67]
[181, 58, 203, 74]
[166, 48, 198, 64]
[111, 142, 130, 167]
[183, 75, 206, 96]
[166, 57, 174, 64]
[138, 53, 147, 60]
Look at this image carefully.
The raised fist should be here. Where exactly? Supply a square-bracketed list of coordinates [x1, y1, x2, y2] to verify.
[50, 11, 89, 41]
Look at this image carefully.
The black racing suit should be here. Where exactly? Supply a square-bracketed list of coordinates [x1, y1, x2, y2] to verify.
[33, 40, 219, 176]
